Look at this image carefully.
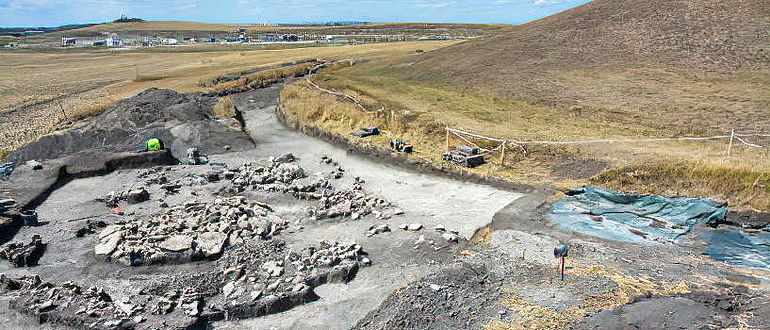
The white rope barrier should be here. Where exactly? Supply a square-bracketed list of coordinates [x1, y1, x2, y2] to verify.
[305, 76, 368, 112]
[445, 126, 768, 157]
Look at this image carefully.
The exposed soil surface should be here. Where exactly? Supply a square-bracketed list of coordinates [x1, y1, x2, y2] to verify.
[1, 81, 769, 330]
[8, 88, 253, 163]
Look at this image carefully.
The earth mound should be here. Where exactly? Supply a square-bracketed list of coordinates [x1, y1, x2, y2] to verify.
[8, 88, 254, 163]
[408, 0, 770, 98]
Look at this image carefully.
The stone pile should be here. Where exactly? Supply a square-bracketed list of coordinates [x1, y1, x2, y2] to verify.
[75, 219, 107, 238]
[1, 275, 137, 329]
[94, 196, 287, 266]
[230, 155, 392, 221]
[103, 187, 149, 207]
[210, 239, 371, 319]
[0, 198, 16, 214]
[0, 235, 46, 267]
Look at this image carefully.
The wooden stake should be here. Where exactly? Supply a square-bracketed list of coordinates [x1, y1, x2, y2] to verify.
[57, 101, 68, 121]
[499, 142, 506, 165]
[445, 127, 450, 152]
[727, 128, 735, 157]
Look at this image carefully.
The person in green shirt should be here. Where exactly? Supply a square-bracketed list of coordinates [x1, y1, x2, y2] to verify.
[142, 137, 165, 152]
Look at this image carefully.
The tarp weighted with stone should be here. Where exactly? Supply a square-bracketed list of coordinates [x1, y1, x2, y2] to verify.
[549, 186, 727, 244]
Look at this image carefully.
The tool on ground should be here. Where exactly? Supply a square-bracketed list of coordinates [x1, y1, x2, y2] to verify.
[351, 126, 380, 138]
[554, 244, 569, 281]
[442, 146, 484, 168]
[389, 139, 413, 153]
[0, 162, 14, 180]
[20, 209, 38, 226]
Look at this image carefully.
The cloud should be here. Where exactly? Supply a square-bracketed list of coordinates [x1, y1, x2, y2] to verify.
[415, 1, 454, 8]
[533, 0, 561, 6]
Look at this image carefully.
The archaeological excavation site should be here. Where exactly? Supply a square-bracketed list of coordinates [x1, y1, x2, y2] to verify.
[2, 0, 770, 329]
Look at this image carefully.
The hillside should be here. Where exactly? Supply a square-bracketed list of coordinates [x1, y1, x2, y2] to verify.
[405, 0, 770, 128]
[413, 0, 769, 77]
[279, 0, 770, 210]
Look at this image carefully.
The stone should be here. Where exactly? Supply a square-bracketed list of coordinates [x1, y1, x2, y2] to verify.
[435, 224, 446, 232]
[0, 235, 47, 267]
[126, 188, 149, 204]
[222, 281, 235, 297]
[206, 170, 221, 182]
[183, 301, 200, 316]
[442, 232, 460, 243]
[399, 224, 408, 230]
[158, 235, 193, 252]
[196, 232, 226, 258]
[26, 160, 43, 170]
[94, 234, 121, 256]
[367, 224, 391, 237]
[98, 225, 122, 240]
[275, 153, 296, 164]
[407, 223, 423, 231]
[250, 290, 263, 301]
[263, 261, 284, 277]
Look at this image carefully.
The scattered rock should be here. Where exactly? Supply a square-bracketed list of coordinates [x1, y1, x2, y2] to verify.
[159, 235, 194, 252]
[206, 170, 222, 182]
[95, 196, 287, 266]
[367, 224, 391, 237]
[231, 155, 391, 221]
[126, 187, 150, 204]
[442, 232, 460, 243]
[186, 148, 208, 165]
[196, 232, 227, 259]
[25, 160, 43, 170]
[0, 235, 46, 267]
[407, 223, 424, 231]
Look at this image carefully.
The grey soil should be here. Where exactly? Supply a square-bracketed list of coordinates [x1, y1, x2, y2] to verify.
[1, 81, 769, 330]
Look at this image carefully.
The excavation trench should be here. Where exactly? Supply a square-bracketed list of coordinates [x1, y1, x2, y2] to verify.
[0, 81, 522, 329]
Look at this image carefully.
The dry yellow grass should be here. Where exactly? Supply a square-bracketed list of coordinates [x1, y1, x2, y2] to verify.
[212, 96, 235, 119]
[278, 53, 770, 210]
[0, 40, 457, 151]
[488, 263, 690, 329]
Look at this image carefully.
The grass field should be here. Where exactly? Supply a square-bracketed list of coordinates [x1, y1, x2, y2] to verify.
[279, 52, 770, 210]
[0, 40, 457, 152]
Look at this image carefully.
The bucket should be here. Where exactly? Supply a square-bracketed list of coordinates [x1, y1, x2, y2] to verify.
[20, 210, 38, 226]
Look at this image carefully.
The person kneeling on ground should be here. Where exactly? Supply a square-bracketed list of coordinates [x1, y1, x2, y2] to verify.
[140, 137, 165, 152]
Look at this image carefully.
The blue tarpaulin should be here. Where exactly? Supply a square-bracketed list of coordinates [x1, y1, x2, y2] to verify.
[548, 186, 728, 244]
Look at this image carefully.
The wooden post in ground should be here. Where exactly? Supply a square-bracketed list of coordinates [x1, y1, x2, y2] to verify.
[499, 142, 506, 165]
[445, 128, 450, 152]
[727, 128, 735, 157]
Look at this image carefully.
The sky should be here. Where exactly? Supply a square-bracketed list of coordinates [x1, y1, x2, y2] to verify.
[0, 0, 592, 27]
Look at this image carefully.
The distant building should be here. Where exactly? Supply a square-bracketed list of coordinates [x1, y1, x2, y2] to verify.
[259, 34, 299, 43]
[105, 36, 122, 46]
[61, 37, 96, 46]
[325, 35, 350, 43]
[259, 34, 281, 43]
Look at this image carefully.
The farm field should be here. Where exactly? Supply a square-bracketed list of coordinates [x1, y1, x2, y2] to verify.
[0, 40, 457, 151]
